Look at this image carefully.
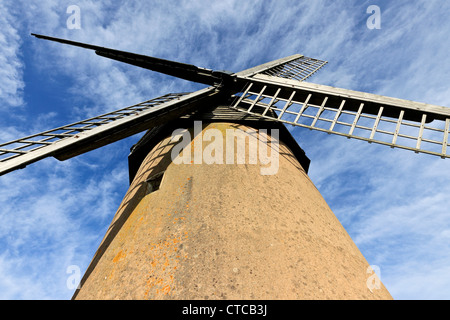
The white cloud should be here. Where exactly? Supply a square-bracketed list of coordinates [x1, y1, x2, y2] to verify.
[0, 151, 129, 299]
[0, 2, 25, 108]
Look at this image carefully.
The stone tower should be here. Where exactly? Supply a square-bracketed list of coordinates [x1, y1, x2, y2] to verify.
[72, 106, 392, 300]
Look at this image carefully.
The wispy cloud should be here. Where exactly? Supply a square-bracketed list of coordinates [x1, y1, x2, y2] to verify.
[0, 2, 25, 109]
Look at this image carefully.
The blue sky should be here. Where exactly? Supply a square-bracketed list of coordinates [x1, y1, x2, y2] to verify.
[0, 0, 449, 300]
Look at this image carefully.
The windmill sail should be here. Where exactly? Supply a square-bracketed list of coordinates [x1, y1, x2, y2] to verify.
[229, 73, 450, 158]
[0, 88, 220, 176]
[31, 34, 235, 86]
[237, 54, 328, 82]
[2, 33, 448, 176]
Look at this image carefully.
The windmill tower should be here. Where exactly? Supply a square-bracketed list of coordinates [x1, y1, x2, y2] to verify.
[2, 34, 450, 300]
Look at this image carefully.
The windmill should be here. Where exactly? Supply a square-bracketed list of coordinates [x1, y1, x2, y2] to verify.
[1, 33, 449, 300]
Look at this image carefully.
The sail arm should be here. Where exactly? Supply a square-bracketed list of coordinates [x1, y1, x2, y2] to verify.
[234, 74, 450, 122]
[31, 33, 235, 86]
[229, 75, 450, 159]
[236, 54, 328, 82]
[0, 88, 219, 176]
